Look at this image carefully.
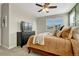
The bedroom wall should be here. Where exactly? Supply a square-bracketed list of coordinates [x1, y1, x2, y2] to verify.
[0, 4, 1, 46]
[36, 13, 68, 34]
[1, 3, 9, 48]
[9, 4, 36, 49]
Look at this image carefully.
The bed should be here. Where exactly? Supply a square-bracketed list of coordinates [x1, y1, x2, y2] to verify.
[26, 35, 73, 56]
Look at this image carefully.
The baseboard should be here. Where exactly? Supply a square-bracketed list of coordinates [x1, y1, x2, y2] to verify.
[2, 45, 9, 49]
[8, 45, 17, 49]
[2, 44, 17, 49]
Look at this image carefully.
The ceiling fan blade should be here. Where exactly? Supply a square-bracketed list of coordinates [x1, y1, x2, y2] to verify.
[38, 9, 42, 12]
[36, 4, 43, 7]
[48, 6, 57, 8]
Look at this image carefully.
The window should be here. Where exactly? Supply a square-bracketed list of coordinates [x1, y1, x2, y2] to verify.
[69, 8, 75, 26]
[76, 4, 79, 26]
[47, 18, 63, 31]
[69, 4, 79, 26]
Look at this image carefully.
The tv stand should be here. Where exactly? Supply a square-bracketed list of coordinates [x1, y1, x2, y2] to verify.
[17, 31, 35, 47]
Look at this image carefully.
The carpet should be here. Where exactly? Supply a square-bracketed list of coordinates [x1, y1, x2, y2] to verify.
[0, 46, 41, 56]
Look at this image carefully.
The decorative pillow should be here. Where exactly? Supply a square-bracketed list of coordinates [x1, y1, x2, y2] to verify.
[61, 27, 72, 39]
[53, 25, 61, 36]
[73, 27, 79, 41]
[50, 26, 57, 36]
[68, 28, 73, 39]
[56, 25, 65, 37]
[56, 31, 62, 37]
[60, 25, 64, 31]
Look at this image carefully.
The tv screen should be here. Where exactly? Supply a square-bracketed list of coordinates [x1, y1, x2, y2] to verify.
[20, 21, 32, 32]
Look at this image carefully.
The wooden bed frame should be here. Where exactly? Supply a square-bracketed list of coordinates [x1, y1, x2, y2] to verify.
[27, 47, 59, 56]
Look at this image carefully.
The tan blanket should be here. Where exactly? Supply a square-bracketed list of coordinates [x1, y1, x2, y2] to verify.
[26, 35, 73, 56]
[70, 39, 79, 56]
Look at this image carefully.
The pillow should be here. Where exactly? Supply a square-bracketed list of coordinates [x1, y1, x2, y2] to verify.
[49, 26, 56, 36]
[61, 27, 72, 39]
[60, 25, 64, 31]
[73, 27, 79, 41]
[53, 25, 61, 36]
[68, 28, 73, 39]
[56, 26, 65, 37]
[56, 31, 62, 37]
[55, 25, 65, 36]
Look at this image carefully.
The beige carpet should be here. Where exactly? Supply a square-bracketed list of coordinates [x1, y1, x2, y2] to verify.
[0, 46, 41, 56]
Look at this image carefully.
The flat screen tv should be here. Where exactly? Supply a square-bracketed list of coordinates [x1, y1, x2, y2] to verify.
[20, 21, 32, 32]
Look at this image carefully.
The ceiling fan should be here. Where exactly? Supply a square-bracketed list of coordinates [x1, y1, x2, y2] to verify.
[36, 3, 57, 13]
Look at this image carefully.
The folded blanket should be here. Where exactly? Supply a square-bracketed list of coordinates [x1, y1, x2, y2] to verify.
[33, 33, 44, 45]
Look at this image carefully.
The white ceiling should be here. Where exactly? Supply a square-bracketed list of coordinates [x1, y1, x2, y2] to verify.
[13, 3, 76, 17]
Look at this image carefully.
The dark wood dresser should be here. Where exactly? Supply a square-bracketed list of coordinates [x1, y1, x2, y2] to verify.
[17, 31, 35, 47]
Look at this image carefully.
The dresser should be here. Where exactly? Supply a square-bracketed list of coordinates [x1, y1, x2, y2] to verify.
[17, 31, 35, 47]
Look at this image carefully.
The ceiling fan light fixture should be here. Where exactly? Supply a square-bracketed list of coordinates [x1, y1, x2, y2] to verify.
[43, 8, 48, 12]
[45, 8, 48, 11]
